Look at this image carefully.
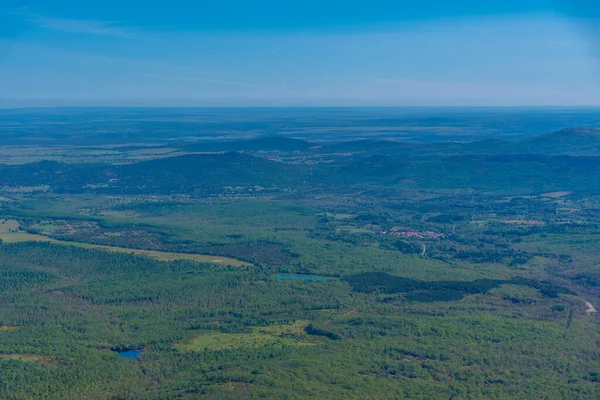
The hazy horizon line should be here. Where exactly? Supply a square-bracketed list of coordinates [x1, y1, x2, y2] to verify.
[2, 102, 600, 110]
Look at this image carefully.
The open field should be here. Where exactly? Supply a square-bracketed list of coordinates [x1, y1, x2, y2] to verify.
[0, 219, 20, 233]
[0, 145, 183, 165]
[0, 220, 252, 267]
[316, 212, 355, 219]
[0, 354, 53, 363]
[492, 219, 546, 225]
[175, 321, 315, 352]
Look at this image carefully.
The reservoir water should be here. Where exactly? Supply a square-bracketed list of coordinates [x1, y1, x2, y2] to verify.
[117, 350, 142, 359]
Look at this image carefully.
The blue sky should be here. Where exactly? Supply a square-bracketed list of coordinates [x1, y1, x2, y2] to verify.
[2, 0, 600, 106]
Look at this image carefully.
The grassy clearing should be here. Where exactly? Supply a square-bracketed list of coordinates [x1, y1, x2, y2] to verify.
[514, 234, 600, 266]
[493, 219, 545, 226]
[1, 185, 50, 193]
[316, 212, 355, 220]
[489, 284, 542, 299]
[336, 226, 371, 233]
[175, 321, 314, 352]
[0, 354, 52, 363]
[0, 219, 20, 234]
[0, 326, 19, 333]
[0, 220, 252, 267]
[0, 232, 58, 243]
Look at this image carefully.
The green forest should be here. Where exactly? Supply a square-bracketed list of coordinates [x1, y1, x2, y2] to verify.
[0, 120, 599, 398]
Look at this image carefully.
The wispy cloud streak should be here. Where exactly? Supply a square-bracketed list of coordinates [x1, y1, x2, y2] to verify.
[9, 7, 141, 39]
[143, 73, 272, 90]
[27, 16, 140, 38]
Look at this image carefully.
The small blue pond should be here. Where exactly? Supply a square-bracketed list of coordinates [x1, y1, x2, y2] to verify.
[275, 274, 328, 281]
[117, 350, 142, 359]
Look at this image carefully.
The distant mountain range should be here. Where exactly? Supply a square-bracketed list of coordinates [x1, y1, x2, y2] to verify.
[1, 127, 599, 195]
[518, 128, 600, 155]
[318, 128, 600, 157]
[184, 136, 314, 153]
[175, 128, 600, 157]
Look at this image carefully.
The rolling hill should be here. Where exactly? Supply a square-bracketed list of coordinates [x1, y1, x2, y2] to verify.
[1, 128, 600, 195]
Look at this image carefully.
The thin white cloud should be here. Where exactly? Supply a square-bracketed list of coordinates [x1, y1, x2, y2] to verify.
[143, 73, 272, 90]
[8, 6, 30, 13]
[369, 78, 546, 92]
[367, 78, 600, 102]
[17, 11, 141, 39]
